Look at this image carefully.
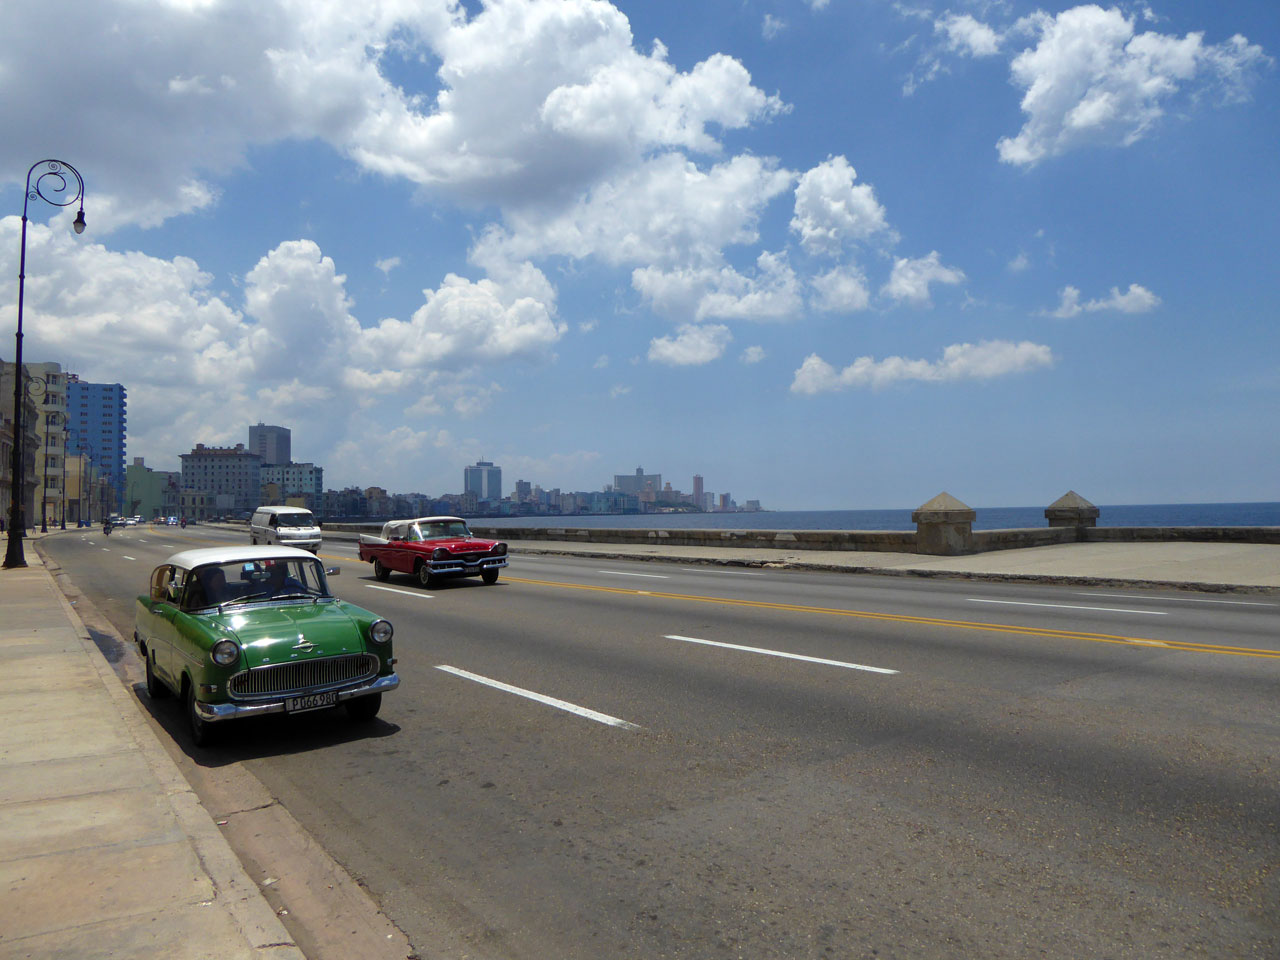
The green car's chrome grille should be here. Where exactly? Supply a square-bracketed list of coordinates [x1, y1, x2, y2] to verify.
[228, 654, 380, 700]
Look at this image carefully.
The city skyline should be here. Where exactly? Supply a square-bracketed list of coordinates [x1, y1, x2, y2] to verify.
[2, 1, 1276, 511]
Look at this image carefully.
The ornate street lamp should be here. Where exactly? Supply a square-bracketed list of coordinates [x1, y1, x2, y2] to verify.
[5, 160, 85, 569]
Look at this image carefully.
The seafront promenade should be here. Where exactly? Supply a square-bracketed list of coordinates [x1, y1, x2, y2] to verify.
[2, 527, 1277, 959]
[499, 537, 1280, 590]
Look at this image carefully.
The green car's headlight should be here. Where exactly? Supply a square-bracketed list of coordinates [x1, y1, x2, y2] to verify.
[211, 639, 240, 666]
[369, 619, 394, 645]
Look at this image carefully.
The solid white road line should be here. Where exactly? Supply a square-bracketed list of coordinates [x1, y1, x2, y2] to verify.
[678, 568, 765, 576]
[435, 665, 640, 730]
[598, 570, 670, 578]
[366, 584, 433, 599]
[1075, 592, 1276, 607]
[664, 634, 898, 674]
[968, 599, 1166, 616]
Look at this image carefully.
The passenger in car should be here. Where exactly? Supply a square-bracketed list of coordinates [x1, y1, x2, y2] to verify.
[188, 567, 227, 608]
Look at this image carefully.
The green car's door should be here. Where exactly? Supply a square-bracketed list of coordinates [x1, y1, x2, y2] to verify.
[141, 565, 185, 688]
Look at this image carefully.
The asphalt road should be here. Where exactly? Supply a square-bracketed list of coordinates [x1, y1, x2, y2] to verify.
[42, 525, 1280, 959]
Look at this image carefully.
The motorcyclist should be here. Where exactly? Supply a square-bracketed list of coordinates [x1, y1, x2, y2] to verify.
[180, 517, 187, 528]
[103, 519, 112, 535]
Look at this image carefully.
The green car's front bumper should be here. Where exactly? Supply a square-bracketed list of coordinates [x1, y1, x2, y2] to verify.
[193, 672, 400, 723]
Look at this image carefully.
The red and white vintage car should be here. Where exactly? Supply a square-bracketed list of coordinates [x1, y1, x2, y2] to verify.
[357, 516, 508, 588]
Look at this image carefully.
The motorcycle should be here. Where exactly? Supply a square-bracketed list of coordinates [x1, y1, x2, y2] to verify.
[180, 518, 187, 529]
[103, 522, 113, 536]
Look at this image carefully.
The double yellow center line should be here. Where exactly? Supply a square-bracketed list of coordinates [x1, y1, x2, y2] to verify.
[506, 576, 1280, 661]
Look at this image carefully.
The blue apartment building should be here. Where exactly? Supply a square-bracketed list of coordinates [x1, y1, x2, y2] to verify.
[66, 375, 127, 515]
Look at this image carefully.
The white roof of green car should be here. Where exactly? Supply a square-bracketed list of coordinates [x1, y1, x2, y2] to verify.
[162, 545, 319, 570]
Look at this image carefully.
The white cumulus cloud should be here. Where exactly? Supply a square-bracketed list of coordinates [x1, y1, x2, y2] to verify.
[633, 251, 802, 323]
[810, 266, 871, 314]
[1048, 283, 1161, 317]
[881, 251, 966, 306]
[648, 323, 733, 366]
[791, 340, 1054, 393]
[935, 13, 1003, 57]
[790, 156, 889, 255]
[997, 5, 1270, 166]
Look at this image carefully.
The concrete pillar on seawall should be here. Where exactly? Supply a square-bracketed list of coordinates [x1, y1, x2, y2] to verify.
[912, 492, 976, 556]
[1045, 490, 1100, 538]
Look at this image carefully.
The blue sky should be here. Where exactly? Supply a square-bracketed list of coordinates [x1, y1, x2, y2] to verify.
[2, 0, 1275, 510]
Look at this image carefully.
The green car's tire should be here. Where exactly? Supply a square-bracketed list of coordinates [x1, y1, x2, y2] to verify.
[186, 684, 216, 748]
[347, 693, 382, 722]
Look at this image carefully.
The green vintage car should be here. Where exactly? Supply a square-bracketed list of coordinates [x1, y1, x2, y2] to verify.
[135, 546, 399, 746]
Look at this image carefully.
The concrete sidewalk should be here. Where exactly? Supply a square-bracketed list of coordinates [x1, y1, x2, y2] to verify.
[0, 535, 303, 960]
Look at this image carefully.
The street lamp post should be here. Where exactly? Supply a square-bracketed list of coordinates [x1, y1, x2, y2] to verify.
[5, 160, 85, 569]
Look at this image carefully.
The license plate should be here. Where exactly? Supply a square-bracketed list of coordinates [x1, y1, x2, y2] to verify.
[285, 691, 337, 713]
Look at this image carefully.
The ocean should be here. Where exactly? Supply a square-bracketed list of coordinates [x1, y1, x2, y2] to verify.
[479, 502, 1280, 532]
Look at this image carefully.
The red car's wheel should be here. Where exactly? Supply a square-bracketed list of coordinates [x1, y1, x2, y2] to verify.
[416, 562, 435, 589]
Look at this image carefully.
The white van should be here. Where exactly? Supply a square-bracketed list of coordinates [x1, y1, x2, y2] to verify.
[249, 505, 322, 553]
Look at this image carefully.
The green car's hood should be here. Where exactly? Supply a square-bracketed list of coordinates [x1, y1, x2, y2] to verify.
[207, 600, 368, 668]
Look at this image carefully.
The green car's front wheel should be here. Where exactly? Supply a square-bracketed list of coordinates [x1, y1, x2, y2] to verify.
[185, 684, 216, 747]
[347, 693, 382, 722]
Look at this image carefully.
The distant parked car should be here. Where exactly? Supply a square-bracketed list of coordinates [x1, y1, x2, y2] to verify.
[134, 545, 399, 746]
[358, 515, 508, 587]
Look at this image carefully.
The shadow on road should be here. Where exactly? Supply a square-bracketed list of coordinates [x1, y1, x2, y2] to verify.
[130, 682, 401, 767]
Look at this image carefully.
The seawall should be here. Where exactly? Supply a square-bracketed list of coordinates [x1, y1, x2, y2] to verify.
[321, 522, 1280, 554]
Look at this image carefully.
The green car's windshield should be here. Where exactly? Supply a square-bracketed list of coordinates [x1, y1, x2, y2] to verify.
[185, 558, 331, 610]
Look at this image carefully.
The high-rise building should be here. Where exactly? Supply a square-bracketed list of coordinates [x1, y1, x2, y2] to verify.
[515, 479, 532, 503]
[613, 467, 661, 497]
[66, 373, 127, 515]
[249, 422, 291, 465]
[181, 443, 262, 515]
[692, 474, 704, 507]
[464, 460, 502, 501]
